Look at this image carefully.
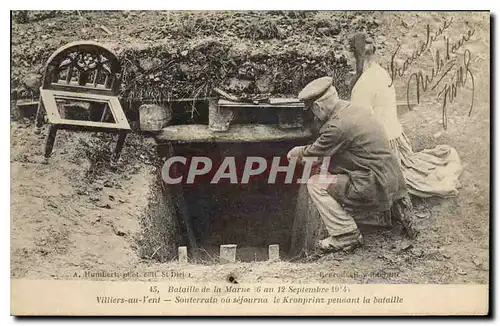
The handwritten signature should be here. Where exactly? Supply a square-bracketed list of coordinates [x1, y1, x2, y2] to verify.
[435, 50, 475, 127]
[389, 18, 453, 87]
[391, 18, 475, 129]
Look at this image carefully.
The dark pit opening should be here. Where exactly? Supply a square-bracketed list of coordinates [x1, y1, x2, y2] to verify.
[167, 101, 292, 126]
[173, 141, 306, 262]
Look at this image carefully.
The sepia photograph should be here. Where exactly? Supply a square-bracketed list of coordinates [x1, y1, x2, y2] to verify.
[9, 9, 490, 316]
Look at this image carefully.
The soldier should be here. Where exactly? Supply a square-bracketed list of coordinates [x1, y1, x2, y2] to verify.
[288, 76, 409, 253]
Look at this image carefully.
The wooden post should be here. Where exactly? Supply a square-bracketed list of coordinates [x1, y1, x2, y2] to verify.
[178, 246, 188, 263]
[99, 104, 109, 122]
[164, 143, 198, 253]
[44, 125, 59, 158]
[268, 244, 280, 261]
[113, 130, 128, 160]
[208, 99, 234, 132]
[35, 101, 45, 128]
[290, 183, 328, 258]
[220, 244, 237, 263]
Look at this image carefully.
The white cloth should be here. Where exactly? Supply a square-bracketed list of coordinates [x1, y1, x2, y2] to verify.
[389, 133, 463, 198]
[350, 61, 463, 198]
[307, 174, 359, 236]
[351, 62, 403, 141]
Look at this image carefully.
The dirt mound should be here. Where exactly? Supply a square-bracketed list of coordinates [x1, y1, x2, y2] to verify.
[11, 11, 384, 105]
[10, 12, 491, 284]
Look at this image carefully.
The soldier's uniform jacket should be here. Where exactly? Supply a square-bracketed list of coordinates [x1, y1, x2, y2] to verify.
[300, 99, 407, 212]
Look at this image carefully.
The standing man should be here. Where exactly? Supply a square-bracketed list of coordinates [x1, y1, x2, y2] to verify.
[288, 76, 411, 253]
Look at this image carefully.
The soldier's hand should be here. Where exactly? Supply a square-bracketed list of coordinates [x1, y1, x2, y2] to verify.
[287, 146, 304, 161]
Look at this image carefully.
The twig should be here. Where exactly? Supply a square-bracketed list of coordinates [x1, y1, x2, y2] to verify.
[100, 25, 113, 36]
[213, 87, 240, 101]
[148, 245, 163, 260]
[189, 84, 205, 118]
[198, 247, 216, 263]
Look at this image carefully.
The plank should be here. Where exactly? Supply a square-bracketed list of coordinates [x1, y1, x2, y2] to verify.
[220, 244, 237, 263]
[268, 244, 280, 261]
[40, 89, 131, 130]
[156, 124, 312, 144]
[208, 99, 233, 131]
[164, 143, 198, 253]
[218, 98, 304, 109]
[178, 246, 188, 263]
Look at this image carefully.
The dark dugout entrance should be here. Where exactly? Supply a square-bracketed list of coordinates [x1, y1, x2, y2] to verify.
[155, 100, 315, 262]
[176, 142, 305, 261]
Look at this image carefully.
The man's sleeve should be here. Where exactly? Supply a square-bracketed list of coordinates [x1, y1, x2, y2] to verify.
[300, 124, 346, 158]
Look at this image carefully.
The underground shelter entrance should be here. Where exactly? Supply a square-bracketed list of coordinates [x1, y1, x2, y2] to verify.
[154, 99, 314, 262]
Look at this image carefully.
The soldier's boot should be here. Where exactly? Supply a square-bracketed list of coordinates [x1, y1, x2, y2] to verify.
[315, 229, 364, 253]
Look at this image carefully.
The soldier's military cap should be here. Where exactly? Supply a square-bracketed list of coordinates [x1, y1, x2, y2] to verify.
[298, 76, 333, 102]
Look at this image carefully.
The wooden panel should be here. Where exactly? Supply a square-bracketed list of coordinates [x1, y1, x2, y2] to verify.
[48, 119, 130, 130]
[156, 124, 312, 144]
[40, 89, 130, 130]
[48, 83, 115, 96]
[50, 124, 129, 134]
[42, 41, 121, 93]
[41, 88, 118, 102]
[208, 100, 234, 132]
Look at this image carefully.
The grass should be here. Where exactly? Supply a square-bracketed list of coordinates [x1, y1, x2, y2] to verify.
[10, 11, 490, 284]
[136, 167, 180, 262]
[243, 17, 286, 41]
[11, 11, 379, 103]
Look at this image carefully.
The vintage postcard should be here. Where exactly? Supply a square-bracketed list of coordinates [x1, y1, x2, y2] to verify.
[10, 10, 490, 316]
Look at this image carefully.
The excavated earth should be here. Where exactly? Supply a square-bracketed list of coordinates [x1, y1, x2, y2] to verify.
[10, 11, 489, 284]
